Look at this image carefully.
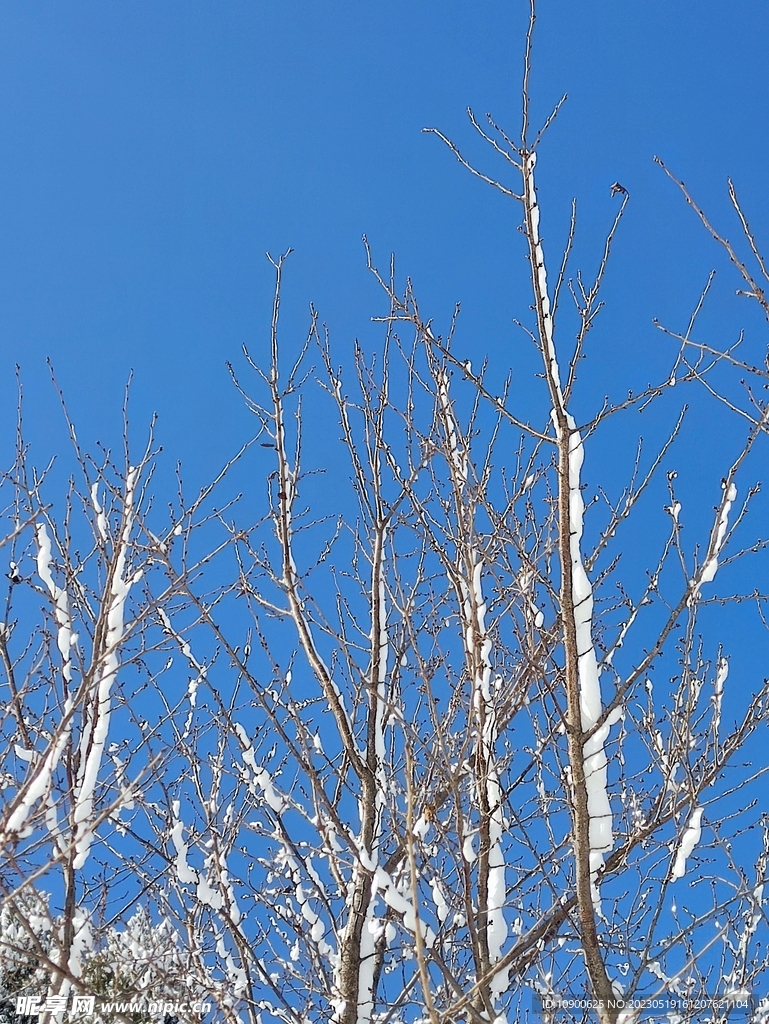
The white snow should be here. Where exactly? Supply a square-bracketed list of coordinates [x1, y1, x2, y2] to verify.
[72, 466, 139, 869]
[525, 149, 616, 917]
[431, 878, 449, 924]
[66, 907, 93, 979]
[713, 655, 728, 736]
[216, 931, 248, 1000]
[715, 656, 729, 693]
[36, 523, 73, 685]
[439, 365, 508, 999]
[295, 882, 333, 957]
[170, 801, 198, 885]
[196, 873, 224, 911]
[487, 825, 510, 998]
[373, 867, 435, 949]
[413, 814, 430, 839]
[524, 152, 563, 401]
[372, 529, 389, 789]
[566, 418, 616, 910]
[696, 482, 737, 592]
[109, 749, 135, 813]
[462, 833, 477, 864]
[354, 894, 382, 1024]
[671, 806, 704, 880]
[91, 482, 107, 542]
[158, 607, 206, 737]
[1, 525, 80, 843]
[235, 722, 285, 813]
[4, 708, 73, 842]
[437, 369, 469, 486]
[518, 570, 544, 630]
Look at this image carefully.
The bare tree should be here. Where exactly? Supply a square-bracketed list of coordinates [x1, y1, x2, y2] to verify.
[3, 6, 769, 1024]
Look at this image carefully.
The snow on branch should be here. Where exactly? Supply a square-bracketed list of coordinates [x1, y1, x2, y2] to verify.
[235, 721, 285, 813]
[36, 522, 75, 687]
[158, 606, 207, 739]
[437, 364, 509, 1004]
[693, 481, 737, 596]
[524, 146, 616, 917]
[72, 466, 141, 869]
[524, 151, 565, 413]
[1, 523, 76, 841]
[567, 419, 618, 909]
[670, 806, 704, 881]
[373, 866, 435, 950]
[520, 138, 623, 1018]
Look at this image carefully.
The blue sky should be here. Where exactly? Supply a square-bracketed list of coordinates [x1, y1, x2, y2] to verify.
[0, 1, 767, 487]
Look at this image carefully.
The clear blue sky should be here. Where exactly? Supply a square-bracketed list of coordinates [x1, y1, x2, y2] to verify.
[0, 1, 767, 484]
